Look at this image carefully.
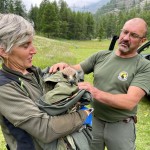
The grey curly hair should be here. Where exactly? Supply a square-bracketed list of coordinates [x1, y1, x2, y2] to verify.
[0, 13, 34, 53]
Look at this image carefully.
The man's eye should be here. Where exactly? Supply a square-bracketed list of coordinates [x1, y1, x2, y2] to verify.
[123, 31, 128, 34]
[130, 33, 138, 38]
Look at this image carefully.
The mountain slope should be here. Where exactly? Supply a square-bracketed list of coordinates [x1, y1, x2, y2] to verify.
[71, 0, 111, 13]
[95, 0, 150, 15]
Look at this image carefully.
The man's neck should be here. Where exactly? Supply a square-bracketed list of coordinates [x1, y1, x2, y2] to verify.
[115, 50, 138, 58]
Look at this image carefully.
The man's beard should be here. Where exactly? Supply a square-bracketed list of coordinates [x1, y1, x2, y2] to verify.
[118, 41, 131, 54]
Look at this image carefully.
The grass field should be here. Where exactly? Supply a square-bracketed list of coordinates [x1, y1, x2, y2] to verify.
[0, 36, 150, 150]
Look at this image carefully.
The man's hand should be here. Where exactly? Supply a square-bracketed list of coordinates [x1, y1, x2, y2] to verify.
[49, 62, 69, 73]
[78, 82, 95, 94]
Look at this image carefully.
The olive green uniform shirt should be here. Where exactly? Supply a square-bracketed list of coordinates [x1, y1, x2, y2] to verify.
[80, 50, 150, 122]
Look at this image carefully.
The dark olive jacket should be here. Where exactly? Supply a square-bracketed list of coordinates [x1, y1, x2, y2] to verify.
[0, 64, 87, 150]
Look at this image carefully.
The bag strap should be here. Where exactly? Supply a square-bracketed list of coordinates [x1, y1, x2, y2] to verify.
[0, 70, 35, 150]
[0, 70, 21, 86]
[3, 117, 35, 150]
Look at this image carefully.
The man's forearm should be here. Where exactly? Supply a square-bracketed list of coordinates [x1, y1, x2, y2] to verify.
[91, 87, 145, 110]
[78, 82, 145, 110]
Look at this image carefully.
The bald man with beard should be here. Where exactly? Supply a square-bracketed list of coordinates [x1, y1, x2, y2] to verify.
[50, 18, 150, 150]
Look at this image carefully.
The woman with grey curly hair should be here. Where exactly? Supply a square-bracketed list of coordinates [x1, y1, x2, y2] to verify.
[0, 14, 34, 53]
[0, 14, 91, 150]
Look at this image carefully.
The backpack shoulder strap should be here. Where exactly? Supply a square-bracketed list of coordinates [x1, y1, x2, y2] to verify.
[0, 70, 21, 86]
[0, 70, 35, 150]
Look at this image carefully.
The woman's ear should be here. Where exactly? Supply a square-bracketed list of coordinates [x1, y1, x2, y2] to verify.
[0, 48, 8, 58]
[0, 48, 3, 56]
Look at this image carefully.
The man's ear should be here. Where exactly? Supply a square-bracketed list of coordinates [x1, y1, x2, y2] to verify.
[141, 37, 147, 44]
[139, 37, 147, 47]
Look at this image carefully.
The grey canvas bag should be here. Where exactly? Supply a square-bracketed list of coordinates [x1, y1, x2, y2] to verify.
[36, 71, 93, 150]
[36, 71, 92, 116]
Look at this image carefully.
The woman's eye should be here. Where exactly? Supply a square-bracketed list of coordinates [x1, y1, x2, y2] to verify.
[22, 43, 29, 48]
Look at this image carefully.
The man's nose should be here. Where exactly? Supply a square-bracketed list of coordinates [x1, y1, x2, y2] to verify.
[123, 33, 130, 40]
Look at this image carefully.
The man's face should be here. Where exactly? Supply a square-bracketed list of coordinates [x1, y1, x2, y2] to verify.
[118, 20, 146, 55]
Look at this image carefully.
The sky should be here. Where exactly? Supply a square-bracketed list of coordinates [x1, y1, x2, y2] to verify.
[23, 0, 100, 11]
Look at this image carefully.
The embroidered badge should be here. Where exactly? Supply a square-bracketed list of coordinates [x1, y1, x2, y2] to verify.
[118, 71, 128, 81]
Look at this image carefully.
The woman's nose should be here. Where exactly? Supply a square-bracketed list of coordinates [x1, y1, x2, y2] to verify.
[31, 45, 37, 54]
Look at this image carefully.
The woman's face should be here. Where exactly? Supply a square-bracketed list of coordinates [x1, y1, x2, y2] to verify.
[6, 37, 37, 74]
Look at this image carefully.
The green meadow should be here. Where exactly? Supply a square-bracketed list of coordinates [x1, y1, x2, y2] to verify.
[0, 36, 150, 150]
